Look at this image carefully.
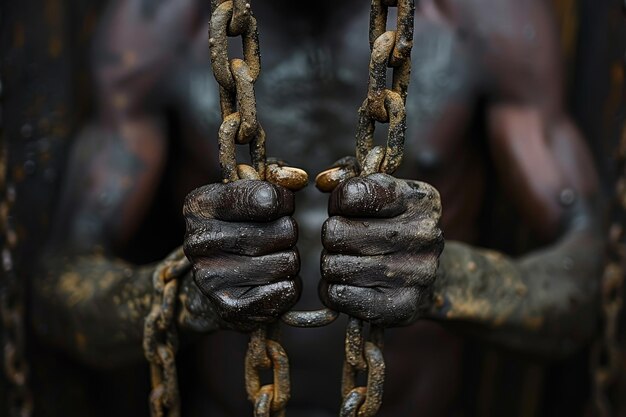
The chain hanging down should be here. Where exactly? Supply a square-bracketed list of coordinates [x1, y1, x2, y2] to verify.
[143, 248, 191, 417]
[338, 1, 415, 415]
[209, 1, 297, 416]
[590, 8, 626, 413]
[0, 76, 34, 417]
[208, 0, 415, 415]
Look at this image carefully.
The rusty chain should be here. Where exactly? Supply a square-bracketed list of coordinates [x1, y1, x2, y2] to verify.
[208, 2, 293, 415]
[142, 0, 416, 415]
[590, 7, 626, 416]
[340, 319, 385, 417]
[143, 247, 191, 417]
[0, 74, 34, 417]
[245, 325, 290, 417]
[209, 0, 265, 182]
[357, 0, 414, 175]
[591, 124, 626, 417]
[337, 1, 415, 415]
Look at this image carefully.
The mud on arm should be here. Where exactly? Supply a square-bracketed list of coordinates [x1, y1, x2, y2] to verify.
[427, 105, 604, 357]
[33, 123, 218, 368]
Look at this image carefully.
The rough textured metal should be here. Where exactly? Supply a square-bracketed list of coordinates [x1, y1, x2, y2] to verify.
[591, 10, 626, 412]
[281, 308, 339, 328]
[355, 0, 414, 176]
[143, 248, 191, 417]
[338, 1, 415, 413]
[340, 320, 385, 417]
[0, 72, 34, 417]
[210, 0, 264, 183]
[245, 328, 290, 417]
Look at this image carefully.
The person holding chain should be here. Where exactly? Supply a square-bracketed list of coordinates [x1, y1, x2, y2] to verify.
[1, 0, 611, 416]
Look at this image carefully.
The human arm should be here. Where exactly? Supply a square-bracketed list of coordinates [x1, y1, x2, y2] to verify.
[33, 123, 220, 368]
[317, 108, 604, 357]
[30, 0, 218, 367]
[426, 104, 604, 356]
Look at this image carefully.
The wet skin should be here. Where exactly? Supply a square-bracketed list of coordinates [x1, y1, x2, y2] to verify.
[34, 0, 604, 416]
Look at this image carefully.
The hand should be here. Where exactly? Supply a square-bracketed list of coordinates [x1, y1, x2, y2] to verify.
[319, 173, 444, 327]
[183, 179, 302, 331]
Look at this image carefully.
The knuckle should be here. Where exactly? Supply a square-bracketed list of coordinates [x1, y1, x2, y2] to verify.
[324, 284, 350, 309]
[320, 252, 338, 279]
[322, 217, 345, 248]
[269, 249, 300, 278]
[279, 216, 298, 245]
[276, 279, 301, 311]
[183, 184, 216, 218]
[407, 181, 442, 215]
[416, 219, 442, 243]
[184, 223, 224, 257]
[408, 256, 439, 287]
[284, 249, 301, 273]
[192, 264, 221, 295]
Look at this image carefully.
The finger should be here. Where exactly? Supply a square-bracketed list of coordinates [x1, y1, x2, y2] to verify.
[404, 180, 443, 219]
[185, 216, 297, 257]
[329, 173, 408, 217]
[321, 251, 439, 288]
[184, 180, 294, 222]
[212, 278, 302, 325]
[319, 282, 423, 327]
[322, 216, 443, 255]
[266, 164, 309, 191]
[193, 250, 300, 293]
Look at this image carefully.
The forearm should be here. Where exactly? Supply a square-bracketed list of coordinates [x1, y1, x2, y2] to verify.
[32, 253, 220, 368]
[428, 233, 603, 356]
[32, 254, 155, 366]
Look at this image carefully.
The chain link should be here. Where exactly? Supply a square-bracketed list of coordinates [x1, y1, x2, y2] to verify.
[0, 71, 34, 417]
[208, 0, 415, 415]
[338, 1, 415, 414]
[591, 134, 626, 417]
[209, 0, 266, 182]
[208, 2, 294, 416]
[143, 247, 191, 417]
[339, 319, 385, 417]
[590, 8, 626, 415]
[245, 326, 290, 417]
[356, 0, 415, 175]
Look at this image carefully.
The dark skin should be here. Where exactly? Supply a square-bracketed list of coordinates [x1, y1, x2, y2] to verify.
[32, 0, 604, 415]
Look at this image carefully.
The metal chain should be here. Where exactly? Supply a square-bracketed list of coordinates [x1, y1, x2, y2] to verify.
[340, 319, 385, 417]
[208, 2, 293, 415]
[590, 8, 626, 415]
[208, 0, 414, 415]
[209, 0, 265, 182]
[0, 73, 34, 417]
[591, 126, 626, 417]
[245, 325, 290, 417]
[357, 0, 414, 175]
[143, 247, 191, 417]
[338, 1, 415, 415]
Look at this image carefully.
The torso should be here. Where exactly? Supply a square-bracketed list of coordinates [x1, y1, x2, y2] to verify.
[163, 2, 478, 414]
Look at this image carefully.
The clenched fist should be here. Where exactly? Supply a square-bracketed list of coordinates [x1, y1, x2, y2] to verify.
[319, 173, 444, 327]
[183, 180, 302, 330]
